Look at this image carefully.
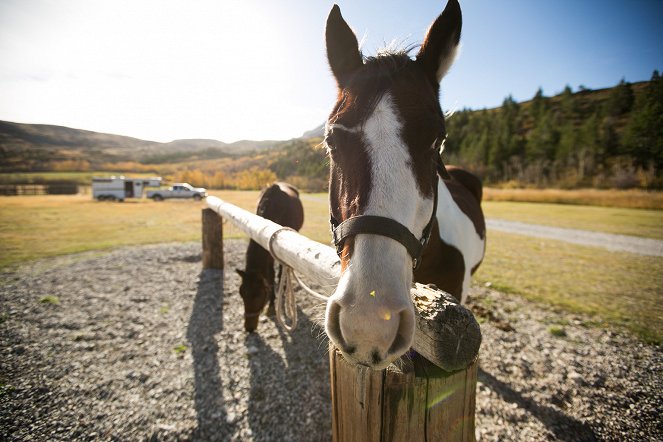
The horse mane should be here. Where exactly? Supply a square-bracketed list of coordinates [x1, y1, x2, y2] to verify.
[334, 50, 417, 122]
[331, 45, 445, 129]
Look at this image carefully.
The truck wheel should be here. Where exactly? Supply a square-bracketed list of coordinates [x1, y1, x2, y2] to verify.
[193, 194, 202, 201]
[152, 194, 164, 201]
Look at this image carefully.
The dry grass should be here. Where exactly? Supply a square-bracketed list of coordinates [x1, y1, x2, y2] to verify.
[484, 187, 663, 210]
[0, 195, 206, 268]
[474, 230, 663, 344]
[0, 191, 331, 268]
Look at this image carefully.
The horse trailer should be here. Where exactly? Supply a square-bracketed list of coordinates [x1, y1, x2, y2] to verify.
[92, 176, 162, 201]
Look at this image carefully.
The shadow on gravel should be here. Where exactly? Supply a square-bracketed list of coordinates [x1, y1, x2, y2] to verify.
[187, 269, 236, 440]
[245, 310, 330, 441]
[478, 368, 597, 441]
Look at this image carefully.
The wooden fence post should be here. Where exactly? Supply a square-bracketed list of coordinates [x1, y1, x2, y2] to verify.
[329, 283, 480, 442]
[202, 208, 224, 270]
[330, 350, 477, 442]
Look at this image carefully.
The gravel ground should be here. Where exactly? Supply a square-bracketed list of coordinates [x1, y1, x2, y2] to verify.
[1, 240, 661, 441]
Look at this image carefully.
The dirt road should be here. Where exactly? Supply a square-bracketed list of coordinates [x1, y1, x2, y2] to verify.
[487, 219, 663, 257]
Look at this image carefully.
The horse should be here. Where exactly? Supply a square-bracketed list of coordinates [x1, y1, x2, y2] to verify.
[323, 0, 485, 369]
[236, 182, 304, 332]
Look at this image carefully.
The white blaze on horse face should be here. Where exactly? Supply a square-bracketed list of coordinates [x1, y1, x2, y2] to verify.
[326, 93, 432, 369]
[435, 180, 485, 304]
[363, 94, 434, 243]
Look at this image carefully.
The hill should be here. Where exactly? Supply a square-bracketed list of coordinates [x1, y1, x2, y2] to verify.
[0, 121, 280, 172]
[301, 124, 325, 139]
[443, 72, 663, 189]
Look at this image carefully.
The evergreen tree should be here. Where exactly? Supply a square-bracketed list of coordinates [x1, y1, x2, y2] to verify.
[560, 85, 578, 118]
[530, 87, 547, 119]
[526, 108, 559, 163]
[622, 71, 663, 169]
[426, 74, 661, 187]
[604, 78, 635, 117]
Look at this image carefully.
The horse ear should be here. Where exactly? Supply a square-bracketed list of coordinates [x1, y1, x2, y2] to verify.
[416, 0, 462, 84]
[326, 4, 363, 87]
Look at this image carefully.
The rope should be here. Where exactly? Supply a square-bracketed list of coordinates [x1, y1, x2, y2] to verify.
[268, 227, 329, 332]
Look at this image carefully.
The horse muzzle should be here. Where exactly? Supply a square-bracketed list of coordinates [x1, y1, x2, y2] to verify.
[324, 236, 416, 369]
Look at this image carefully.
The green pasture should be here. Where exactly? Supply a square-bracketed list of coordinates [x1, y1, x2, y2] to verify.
[0, 191, 661, 343]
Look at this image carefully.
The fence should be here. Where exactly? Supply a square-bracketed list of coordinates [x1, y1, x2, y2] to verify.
[0, 183, 79, 196]
[203, 196, 481, 441]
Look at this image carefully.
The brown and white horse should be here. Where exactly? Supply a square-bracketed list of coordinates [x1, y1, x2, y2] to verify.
[236, 182, 304, 332]
[324, 0, 485, 369]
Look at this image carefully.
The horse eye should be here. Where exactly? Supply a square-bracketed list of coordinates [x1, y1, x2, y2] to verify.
[324, 132, 338, 154]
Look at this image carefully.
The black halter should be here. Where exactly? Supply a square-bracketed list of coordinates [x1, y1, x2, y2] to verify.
[330, 156, 450, 270]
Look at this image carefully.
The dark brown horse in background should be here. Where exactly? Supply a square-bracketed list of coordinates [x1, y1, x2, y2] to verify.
[323, 0, 485, 369]
[236, 182, 304, 332]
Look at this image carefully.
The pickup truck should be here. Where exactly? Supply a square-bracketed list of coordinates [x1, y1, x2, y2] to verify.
[146, 183, 208, 201]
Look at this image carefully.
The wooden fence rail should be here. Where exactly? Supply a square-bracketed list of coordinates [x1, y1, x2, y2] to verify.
[204, 196, 481, 441]
[0, 183, 79, 196]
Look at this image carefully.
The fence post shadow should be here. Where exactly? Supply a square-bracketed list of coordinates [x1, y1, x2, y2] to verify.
[186, 268, 236, 440]
[478, 367, 597, 441]
[244, 308, 331, 441]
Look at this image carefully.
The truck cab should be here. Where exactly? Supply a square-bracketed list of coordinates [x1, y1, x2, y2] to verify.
[147, 183, 207, 201]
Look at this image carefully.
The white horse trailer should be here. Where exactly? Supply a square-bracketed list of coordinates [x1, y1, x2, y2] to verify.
[92, 176, 162, 201]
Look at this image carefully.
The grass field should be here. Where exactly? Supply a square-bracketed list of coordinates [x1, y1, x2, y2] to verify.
[474, 231, 663, 344]
[0, 191, 661, 343]
[0, 191, 331, 269]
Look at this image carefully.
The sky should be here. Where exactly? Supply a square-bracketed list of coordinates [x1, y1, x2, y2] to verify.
[0, 0, 661, 143]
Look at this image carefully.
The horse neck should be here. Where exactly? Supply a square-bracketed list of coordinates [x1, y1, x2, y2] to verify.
[246, 239, 274, 274]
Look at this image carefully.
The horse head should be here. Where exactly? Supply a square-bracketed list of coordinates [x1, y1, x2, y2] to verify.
[324, 0, 462, 369]
[236, 268, 272, 332]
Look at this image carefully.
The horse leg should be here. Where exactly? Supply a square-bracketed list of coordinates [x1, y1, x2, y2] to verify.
[266, 264, 278, 316]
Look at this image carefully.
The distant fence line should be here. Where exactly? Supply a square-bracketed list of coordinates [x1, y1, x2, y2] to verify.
[0, 183, 79, 196]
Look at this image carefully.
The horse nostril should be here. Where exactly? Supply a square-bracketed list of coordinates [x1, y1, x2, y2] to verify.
[371, 349, 382, 365]
[327, 300, 355, 354]
[388, 309, 415, 357]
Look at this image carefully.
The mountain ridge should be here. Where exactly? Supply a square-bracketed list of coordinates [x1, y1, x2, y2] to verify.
[0, 120, 283, 171]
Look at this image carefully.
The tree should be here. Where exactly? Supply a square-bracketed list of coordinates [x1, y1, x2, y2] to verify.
[526, 108, 559, 163]
[560, 85, 578, 118]
[604, 78, 634, 117]
[530, 87, 547, 119]
[622, 71, 663, 169]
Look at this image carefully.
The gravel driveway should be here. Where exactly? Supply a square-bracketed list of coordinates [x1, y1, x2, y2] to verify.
[1, 240, 661, 441]
[486, 219, 663, 257]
